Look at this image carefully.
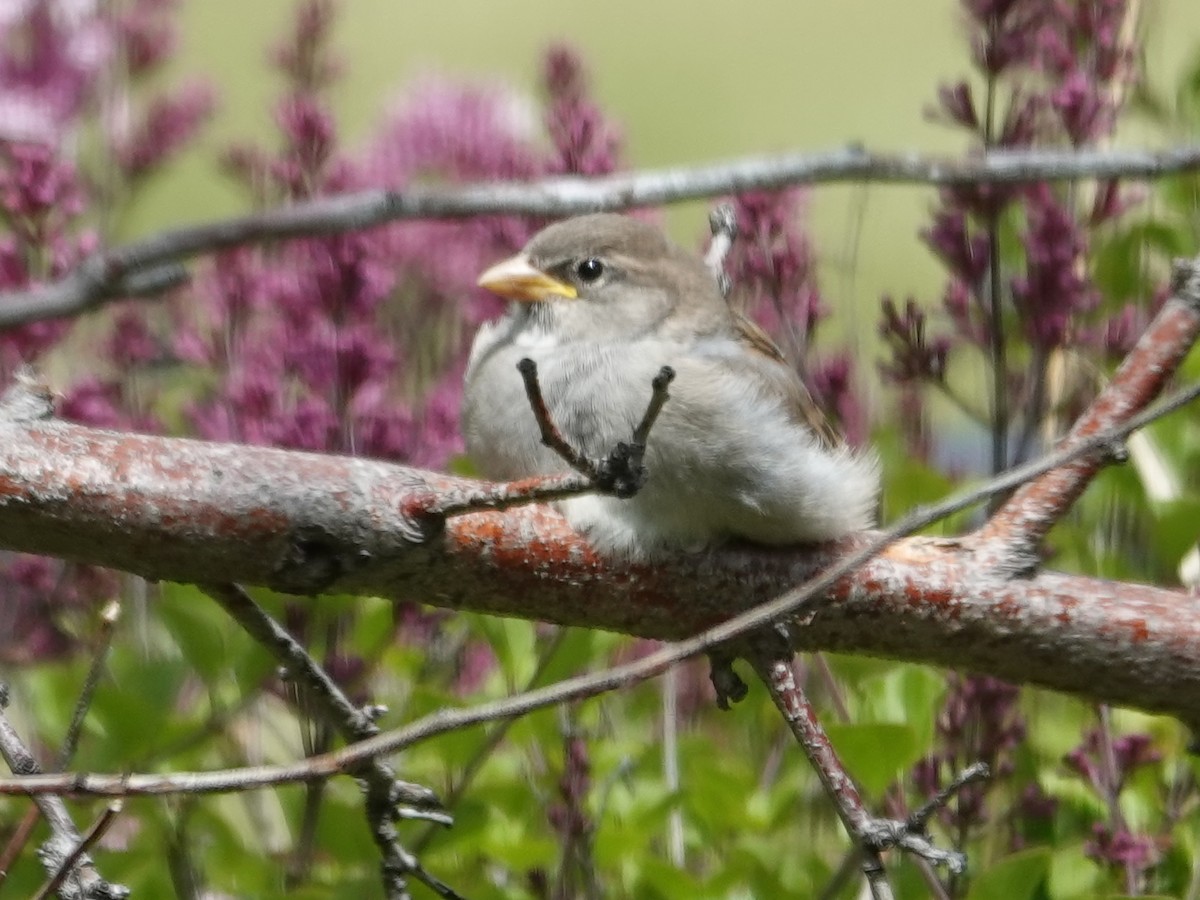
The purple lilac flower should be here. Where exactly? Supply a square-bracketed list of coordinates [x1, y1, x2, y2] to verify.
[1064, 727, 1164, 885]
[542, 44, 623, 177]
[0, 1, 112, 143]
[912, 675, 1026, 835]
[113, 81, 216, 180]
[1010, 183, 1099, 349]
[887, 0, 1143, 474]
[726, 190, 825, 357]
[1085, 825, 1158, 873]
[879, 295, 950, 384]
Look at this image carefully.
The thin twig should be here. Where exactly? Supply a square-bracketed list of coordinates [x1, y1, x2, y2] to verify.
[517, 358, 592, 474]
[0, 806, 40, 890]
[986, 214, 1008, 484]
[412, 628, 569, 854]
[0, 686, 128, 899]
[30, 801, 123, 900]
[907, 763, 991, 832]
[198, 583, 449, 900]
[58, 600, 121, 770]
[3, 145, 1200, 328]
[747, 649, 901, 900]
[516, 357, 674, 498]
[975, 255, 1200, 568]
[631, 367, 674, 447]
[412, 360, 676, 530]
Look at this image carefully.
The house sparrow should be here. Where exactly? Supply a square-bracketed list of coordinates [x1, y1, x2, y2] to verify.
[463, 213, 879, 556]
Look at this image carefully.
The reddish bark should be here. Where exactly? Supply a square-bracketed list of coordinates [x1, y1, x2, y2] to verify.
[0, 399, 1196, 725]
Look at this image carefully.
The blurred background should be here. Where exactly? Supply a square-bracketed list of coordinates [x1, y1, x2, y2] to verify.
[3, 2, 1200, 898]
[153, 0, 1200, 331]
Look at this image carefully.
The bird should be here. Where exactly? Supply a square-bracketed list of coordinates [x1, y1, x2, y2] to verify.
[463, 213, 879, 557]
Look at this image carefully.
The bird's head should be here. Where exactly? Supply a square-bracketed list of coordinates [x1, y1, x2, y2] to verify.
[476, 213, 726, 344]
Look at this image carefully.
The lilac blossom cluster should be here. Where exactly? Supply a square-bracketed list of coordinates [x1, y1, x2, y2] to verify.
[165, 26, 624, 467]
[531, 730, 596, 899]
[911, 675, 1027, 839]
[882, 0, 1145, 463]
[1064, 727, 1164, 885]
[909, 0, 1158, 881]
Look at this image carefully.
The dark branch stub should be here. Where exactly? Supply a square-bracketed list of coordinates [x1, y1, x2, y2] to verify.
[707, 650, 749, 710]
[517, 358, 675, 499]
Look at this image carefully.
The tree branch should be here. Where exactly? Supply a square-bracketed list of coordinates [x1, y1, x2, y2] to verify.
[2, 144, 1199, 328]
[0, 256, 1193, 765]
[0, 374, 1194, 741]
[974, 256, 1200, 568]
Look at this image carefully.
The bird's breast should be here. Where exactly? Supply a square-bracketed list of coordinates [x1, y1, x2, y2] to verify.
[464, 329, 678, 480]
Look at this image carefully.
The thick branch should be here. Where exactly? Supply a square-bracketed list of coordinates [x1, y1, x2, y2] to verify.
[0, 404, 1196, 723]
[2, 145, 1199, 328]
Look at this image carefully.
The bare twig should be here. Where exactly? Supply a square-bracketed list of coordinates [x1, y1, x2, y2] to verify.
[2, 145, 1199, 329]
[30, 801, 123, 900]
[0, 262, 188, 330]
[749, 650, 900, 900]
[516, 357, 674, 498]
[907, 763, 991, 833]
[630, 367, 674, 447]
[0, 686, 128, 899]
[58, 600, 121, 770]
[985, 214, 1008, 483]
[749, 648, 974, 898]
[517, 358, 593, 475]
[198, 583, 450, 900]
[412, 628, 569, 854]
[400, 359, 675, 541]
[0, 806, 40, 890]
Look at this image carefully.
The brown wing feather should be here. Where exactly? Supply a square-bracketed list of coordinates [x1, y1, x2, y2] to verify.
[731, 312, 843, 450]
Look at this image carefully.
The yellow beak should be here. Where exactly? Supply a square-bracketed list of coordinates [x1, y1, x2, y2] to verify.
[476, 254, 577, 302]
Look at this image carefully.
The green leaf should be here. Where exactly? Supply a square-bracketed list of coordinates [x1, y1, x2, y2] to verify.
[469, 614, 537, 687]
[966, 847, 1051, 900]
[1047, 844, 1101, 899]
[856, 664, 945, 737]
[1148, 497, 1200, 572]
[631, 856, 703, 899]
[158, 583, 249, 685]
[822, 722, 921, 797]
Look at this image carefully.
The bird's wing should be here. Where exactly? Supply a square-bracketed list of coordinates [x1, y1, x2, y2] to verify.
[729, 311, 843, 450]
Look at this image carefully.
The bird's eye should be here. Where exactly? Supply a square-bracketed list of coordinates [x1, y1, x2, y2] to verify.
[575, 258, 604, 283]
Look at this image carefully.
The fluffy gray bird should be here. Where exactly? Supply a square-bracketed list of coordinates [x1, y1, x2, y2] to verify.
[464, 213, 879, 556]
